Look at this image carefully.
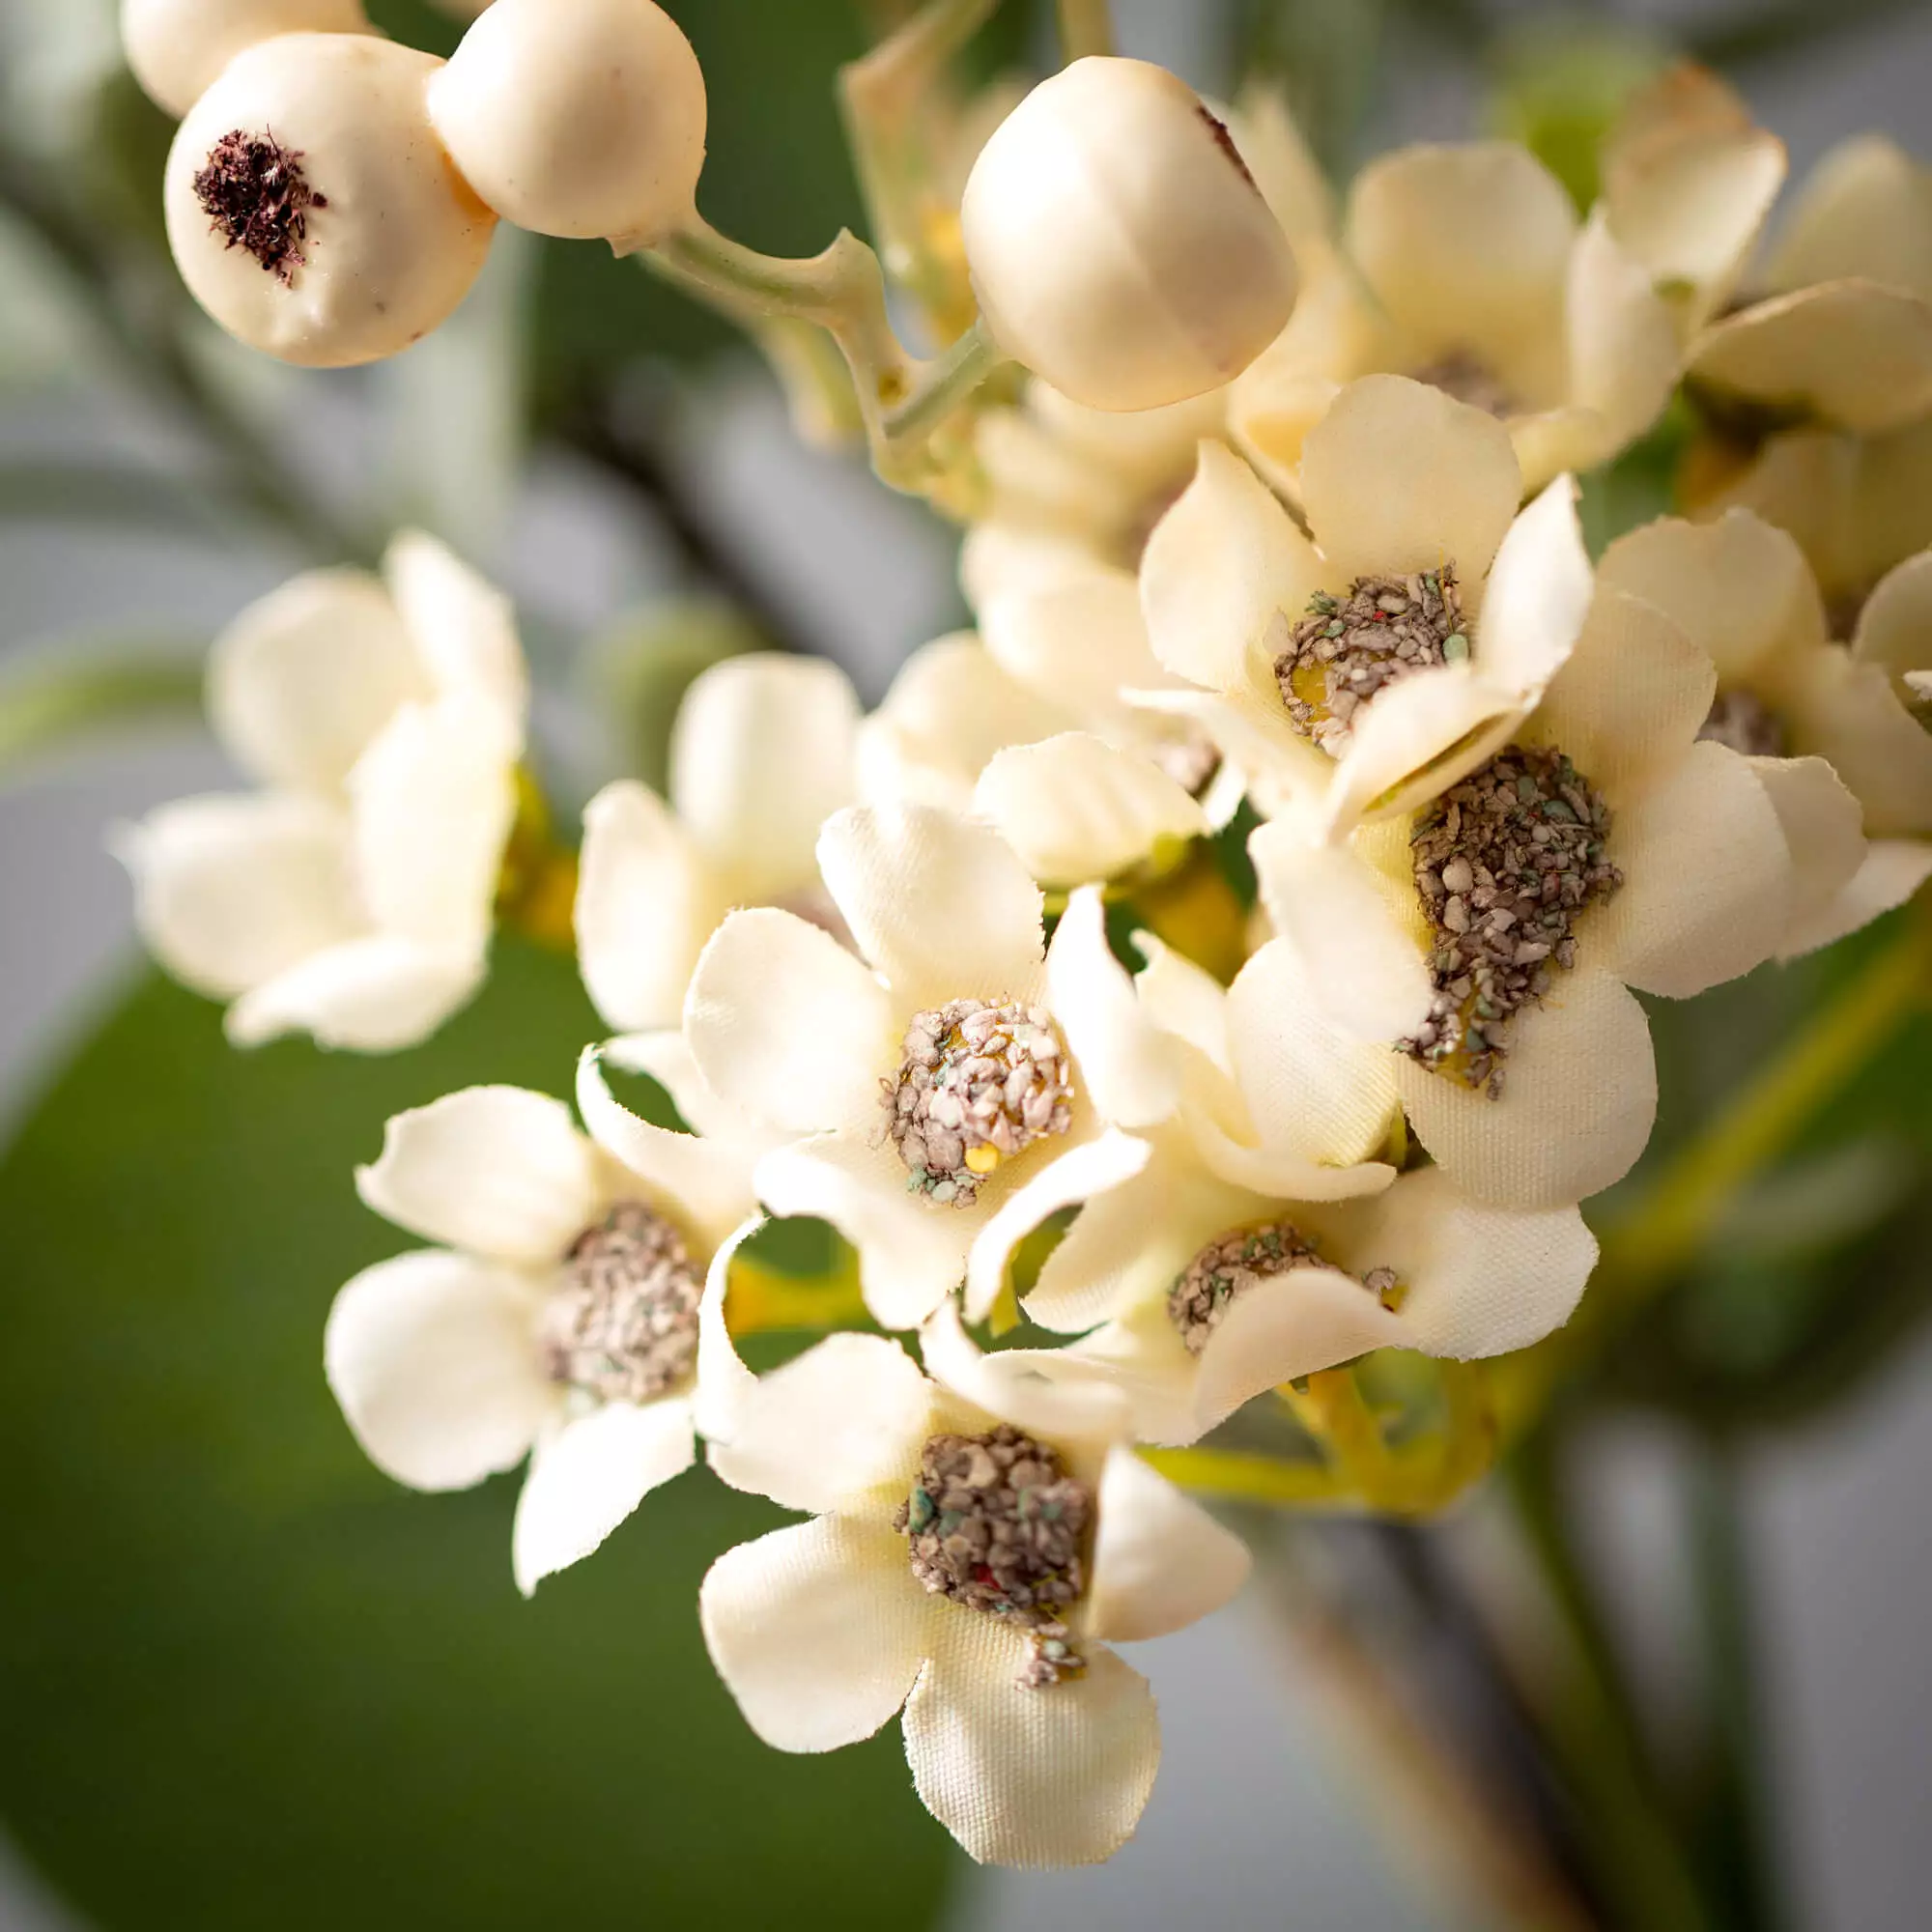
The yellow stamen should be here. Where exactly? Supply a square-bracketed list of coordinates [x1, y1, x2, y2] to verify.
[964, 1144, 1002, 1177]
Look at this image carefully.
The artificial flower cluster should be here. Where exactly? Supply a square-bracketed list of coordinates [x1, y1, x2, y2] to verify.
[116, 3, 1932, 1872]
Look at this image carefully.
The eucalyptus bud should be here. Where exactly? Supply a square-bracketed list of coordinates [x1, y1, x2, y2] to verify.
[163, 34, 496, 368]
[426, 0, 706, 248]
[119, 0, 373, 120]
[959, 56, 1297, 412]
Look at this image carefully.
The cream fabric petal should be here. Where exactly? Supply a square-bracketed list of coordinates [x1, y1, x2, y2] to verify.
[1788, 648, 1932, 838]
[1125, 684, 1332, 822]
[685, 908, 896, 1136]
[355, 1085, 603, 1264]
[574, 781, 719, 1037]
[707, 1330, 933, 1514]
[207, 567, 426, 793]
[1224, 930, 1406, 1167]
[701, 1517, 931, 1753]
[1047, 887, 1179, 1130]
[1476, 475, 1594, 696]
[1132, 933, 1234, 1072]
[1363, 1165, 1598, 1358]
[1396, 965, 1657, 1208]
[1564, 211, 1681, 461]
[324, 1249, 552, 1492]
[575, 1044, 763, 1253]
[1058, 1300, 1220, 1447]
[1597, 510, 1826, 682]
[669, 654, 859, 902]
[964, 1129, 1153, 1323]
[601, 1029, 753, 1144]
[1595, 742, 1789, 998]
[974, 734, 1207, 887]
[512, 1396, 696, 1596]
[1248, 826, 1432, 1045]
[903, 1616, 1159, 1868]
[981, 572, 1176, 732]
[1780, 838, 1932, 957]
[1747, 755, 1868, 953]
[1231, 83, 1336, 256]
[348, 694, 517, 952]
[1348, 142, 1575, 360]
[818, 802, 1045, 1013]
[1299, 375, 1522, 591]
[921, 1297, 1132, 1448]
[115, 791, 360, 1002]
[225, 935, 485, 1051]
[383, 529, 527, 738]
[959, 524, 1119, 608]
[1524, 585, 1717, 788]
[1851, 549, 1932, 697]
[1688, 284, 1932, 436]
[1139, 440, 1322, 694]
[1086, 1446, 1250, 1643]
[1764, 135, 1932, 304]
[753, 1130, 976, 1331]
[693, 1214, 766, 1444]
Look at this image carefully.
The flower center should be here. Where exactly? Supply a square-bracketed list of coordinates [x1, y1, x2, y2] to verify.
[895, 1425, 1094, 1689]
[1273, 569, 1466, 755]
[884, 999, 1074, 1208]
[1412, 351, 1519, 418]
[540, 1201, 702, 1404]
[192, 129, 328, 285]
[1403, 747, 1623, 1097]
[1168, 1220, 1401, 1354]
[1697, 687, 1789, 758]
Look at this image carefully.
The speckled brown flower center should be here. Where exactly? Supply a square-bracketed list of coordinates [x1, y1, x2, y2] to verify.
[883, 999, 1074, 1208]
[1697, 686, 1789, 758]
[1413, 351, 1519, 418]
[1274, 568, 1465, 754]
[192, 129, 327, 284]
[1403, 747, 1623, 1097]
[895, 1426, 1093, 1689]
[540, 1201, 701, 1404]
[1168, 1221, 1399, 1354]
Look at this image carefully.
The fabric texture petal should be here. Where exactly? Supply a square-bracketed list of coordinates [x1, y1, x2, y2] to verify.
[225, 934, 485, 1052]
[1085, 1446, 1251, 1642]
[1047, 887, 1179, 1130]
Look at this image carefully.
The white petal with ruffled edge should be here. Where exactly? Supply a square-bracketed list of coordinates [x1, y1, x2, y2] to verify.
[114, 792, 360, 1002]
[685, 907, 896, 1136]
[707, 1331, 933, 1514]
[1852, 549, 1932, 698]
[325, 1249, 553, 1492]
[1396, 964, 1657, 1208]
[1046, 887, 1178, 1130]
[1563, 212, 1681, 469]
[902, 1614, 1159, 1868]
[1085, 1446, 1250, 1641]
[670, 654, 859, 903]
[206, 567, 425, 793]
[702, 1516, 932, 1753]
[980, 572, 1178, 739]
[1472, 475, 1594, 696]
[1747, 756, 1868, 954]
[383, 530, 527, 739]
[225, 934, 486, 1051]
[1780, 838, 1932, 957]
[573, 781, 720, 1037]
[512, 1396, 696, 1595]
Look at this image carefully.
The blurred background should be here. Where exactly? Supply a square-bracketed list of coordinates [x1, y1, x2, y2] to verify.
[4, 1, 1932, 1927]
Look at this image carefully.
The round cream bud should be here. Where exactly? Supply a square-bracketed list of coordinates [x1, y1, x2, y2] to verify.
[120, 0, 374, 119]
[959, 57, 1298, 412]
[163, 34, 497, 369]
[425, 0, 706, 247]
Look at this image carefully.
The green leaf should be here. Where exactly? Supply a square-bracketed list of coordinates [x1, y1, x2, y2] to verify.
[0, 940, 955, 1929]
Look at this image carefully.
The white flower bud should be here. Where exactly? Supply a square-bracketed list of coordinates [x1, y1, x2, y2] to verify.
[960, 57, 1298, 412]
[163, 34, 497, 369]
[425, 0, 706, 247]
[120, 0, 373, 118]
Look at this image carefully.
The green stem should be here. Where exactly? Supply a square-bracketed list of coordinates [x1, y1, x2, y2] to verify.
[883, 317, 1000, 444]
[1057, 0, 1116, 59]
[1685, 1444, 1784, 1932]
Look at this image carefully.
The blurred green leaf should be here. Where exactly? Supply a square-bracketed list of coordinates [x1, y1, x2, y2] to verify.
[0, 942, 955, 1930]
[0, 642, 204, 782]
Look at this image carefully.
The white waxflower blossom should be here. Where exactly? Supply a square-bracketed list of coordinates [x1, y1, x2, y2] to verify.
[574, 653, 861, 1035]
[683, 802, 1181, 1329]
[960, 57, 1298, 412]
[327, 1036, 777, 1596]
[117, 533, 526, 1052]
[427, 0, 707, 249]
[1598, 510, 1925, 953]
[697, 1299, 1250, 1867]
[120, 0, 373, 119]
[1228, 138, 1679, 497]
[973, 937, 1595, 1444]
[1253, 585, 1820, 1208]
[164, 35, 497, 368]
[1137, 376, 1593, 835]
